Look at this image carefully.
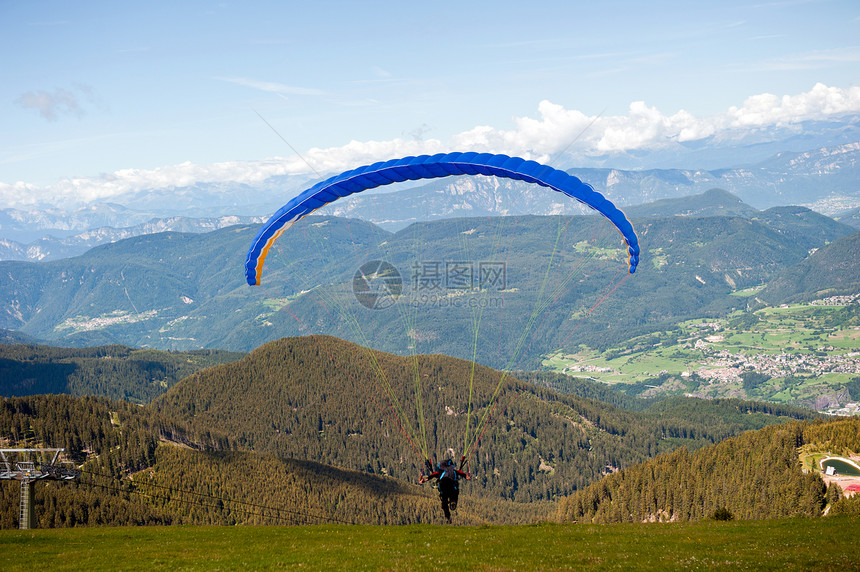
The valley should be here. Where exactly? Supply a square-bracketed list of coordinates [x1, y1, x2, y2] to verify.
[544, 295, 860, 413]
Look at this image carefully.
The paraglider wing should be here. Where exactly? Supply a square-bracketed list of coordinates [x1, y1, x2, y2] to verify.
[245, 152, 640, 285]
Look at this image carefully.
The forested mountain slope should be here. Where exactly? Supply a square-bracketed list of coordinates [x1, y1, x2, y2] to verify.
[0, 337, 829, 529]
[836, 206, 860, 229]
[0, 329, 40, 345]
[0, 344, 244, 403]
[761, 231, 860, 303]
[557, 417, 860, 524]
[153, 336, 817, 503]
[622, 188, 759, 219]
[522, 370, 818, 423]
[0, 394, 543, 527]
[751, 205, 854, 248]
[0, 218, 382, 350]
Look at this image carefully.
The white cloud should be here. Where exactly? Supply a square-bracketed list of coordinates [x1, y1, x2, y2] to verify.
[724, 83, 860, 126]
[452, 82, 860, 155]
[299, 138, 447, 175]
[17, 87, 84, 121]
[16, 84, 102, 122]
[0, 159, 304, 208]
[4, 84, 859, 209]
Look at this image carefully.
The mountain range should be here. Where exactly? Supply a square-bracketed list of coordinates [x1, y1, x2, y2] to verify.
[2, 141, 858, 263]
[0, 190, 857, 373]
[0, 214, 265, 262]
[760, 231, 860, 303]
[324, 141, 860, 230]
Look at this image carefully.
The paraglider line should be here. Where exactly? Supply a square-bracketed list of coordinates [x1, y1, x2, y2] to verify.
[557, 269, 629, 350]
[274, 224, 429, 458]
[464, 389, 521, 464]
[253, 109, 323, 179]
[547, 107, 606, 168]
[280, 303, 425, 460]
[512, 220, 613, 369]
[465, 217, 614, 446]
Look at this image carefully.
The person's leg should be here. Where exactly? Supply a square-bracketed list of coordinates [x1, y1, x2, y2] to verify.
[440, 492, 451, 523]
[439, 481, 453, 523]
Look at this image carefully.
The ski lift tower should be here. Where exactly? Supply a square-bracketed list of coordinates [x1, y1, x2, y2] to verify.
[1, 448, 80, 529]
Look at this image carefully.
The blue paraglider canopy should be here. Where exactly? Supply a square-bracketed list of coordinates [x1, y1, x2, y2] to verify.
[246, 152, 640, 285]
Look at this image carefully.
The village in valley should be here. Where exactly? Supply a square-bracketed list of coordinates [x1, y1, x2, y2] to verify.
[544, 294, 860, 414]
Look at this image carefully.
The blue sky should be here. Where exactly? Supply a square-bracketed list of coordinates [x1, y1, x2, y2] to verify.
[1, 0, 859, 207]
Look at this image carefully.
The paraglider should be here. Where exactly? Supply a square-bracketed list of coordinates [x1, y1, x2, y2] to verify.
[245, 152, 639, 286]
[419, 458, 471, 524]
[244, 152, 640, 521]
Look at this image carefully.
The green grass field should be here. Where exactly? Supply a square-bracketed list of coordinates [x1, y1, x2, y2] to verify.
[3, 517, 858, 570]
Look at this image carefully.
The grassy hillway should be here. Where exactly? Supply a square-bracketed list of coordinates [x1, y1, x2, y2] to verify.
[4, 517, 858, 570]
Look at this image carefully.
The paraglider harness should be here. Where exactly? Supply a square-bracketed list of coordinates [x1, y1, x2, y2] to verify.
[423, 457, 465, 481]
[421, 457, 470, 523]
[431, 459, 460, 489]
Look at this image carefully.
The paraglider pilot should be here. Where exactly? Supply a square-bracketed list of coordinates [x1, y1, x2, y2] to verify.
[419, 458, 471, 523]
